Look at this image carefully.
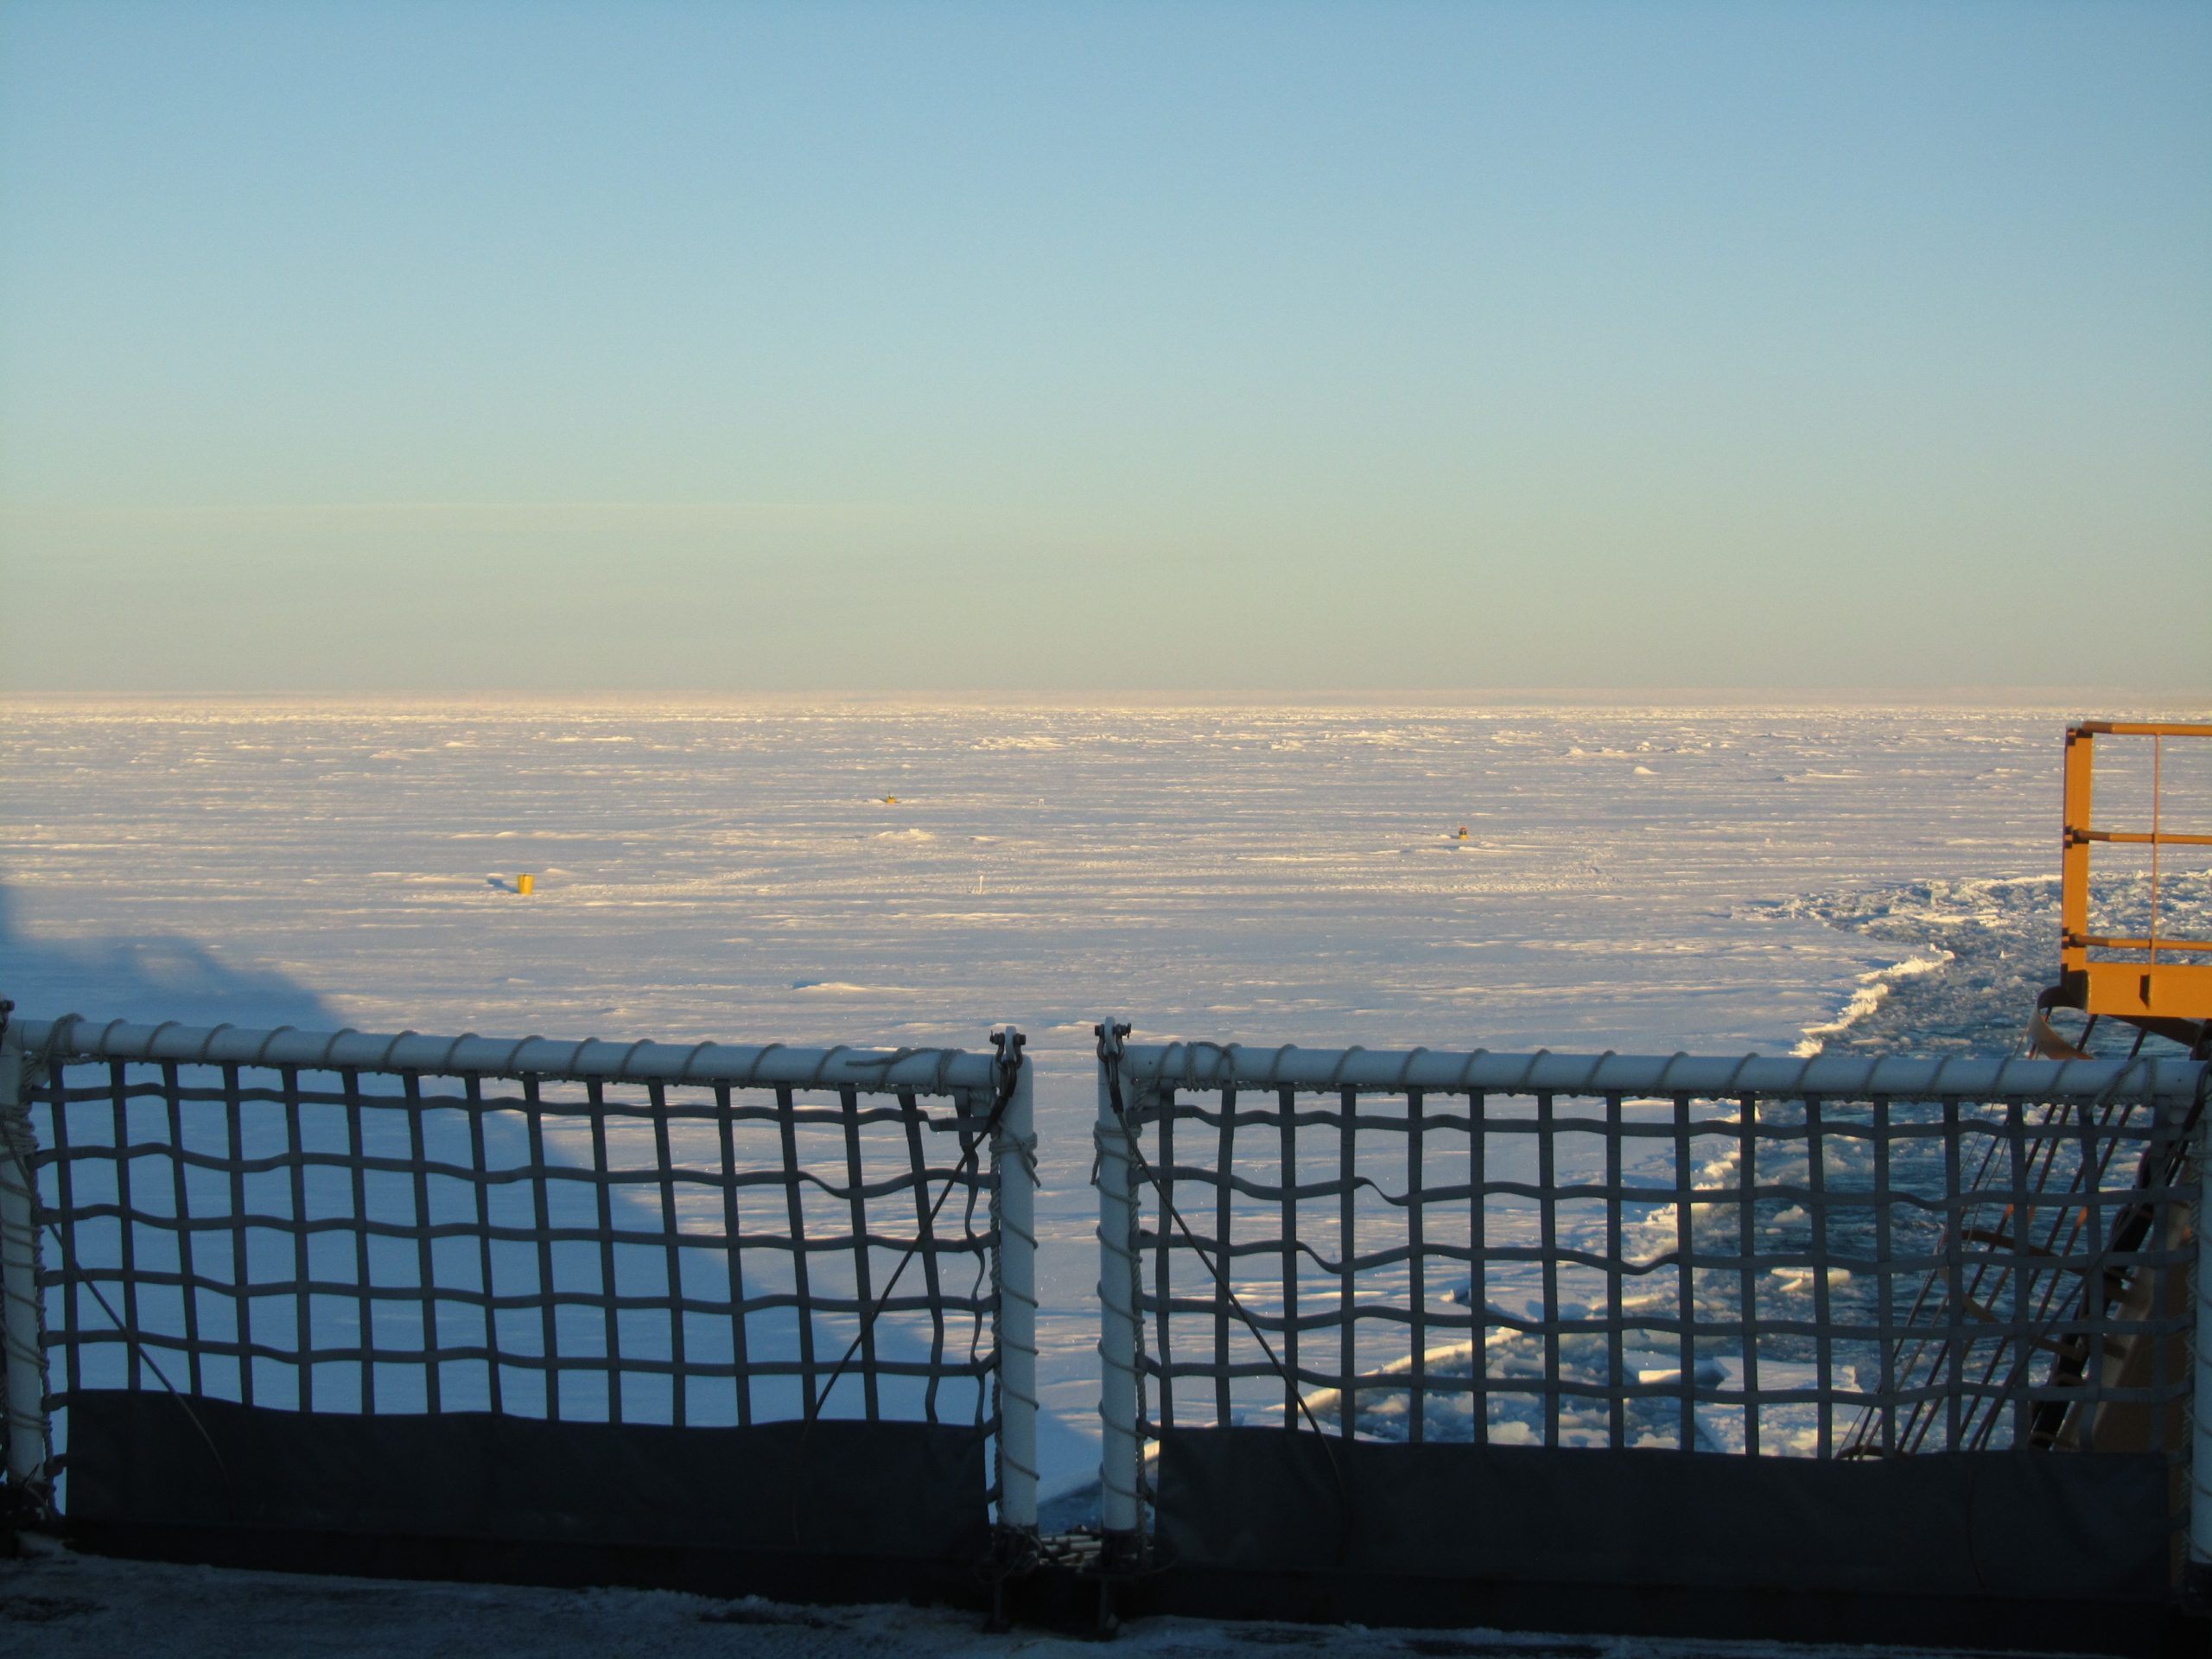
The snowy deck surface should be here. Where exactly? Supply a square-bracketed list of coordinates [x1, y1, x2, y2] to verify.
[0, 1541, 2050, 1659]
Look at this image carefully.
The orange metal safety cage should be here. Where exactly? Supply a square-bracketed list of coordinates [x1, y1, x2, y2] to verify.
[2054, 721, 2212, 1041]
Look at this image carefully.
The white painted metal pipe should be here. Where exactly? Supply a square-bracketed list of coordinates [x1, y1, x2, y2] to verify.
[991, 1037, 1039, 1532]
[10, 1016, 1001, 1097]
[0, 1027, 49, 1498]
[1119, 1039, 2205, 1108]
[1095, 1019, 1143, 1541]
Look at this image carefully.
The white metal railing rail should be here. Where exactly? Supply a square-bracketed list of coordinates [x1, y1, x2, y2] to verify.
[0, 1013, 1039, 1541]
[1120, 1040, 2208, 1105]
[8, 1016, 1007, 1096]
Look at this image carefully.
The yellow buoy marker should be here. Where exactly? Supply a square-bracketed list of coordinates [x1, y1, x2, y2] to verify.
[517, 873, 536, 895]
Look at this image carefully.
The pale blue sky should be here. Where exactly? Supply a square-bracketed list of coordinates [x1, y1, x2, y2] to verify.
[2, 1, 2207, 692]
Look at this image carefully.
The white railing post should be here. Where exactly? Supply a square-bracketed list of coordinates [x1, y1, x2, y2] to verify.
[2191, 1102, 2212, 1604]
[1095, 1019, 1143, 1549]
[0, 1017, 52, 1508]
[990, 1030, 1039, 1534]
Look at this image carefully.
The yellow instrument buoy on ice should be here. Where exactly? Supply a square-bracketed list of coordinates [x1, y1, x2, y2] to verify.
[883, 795, 899, 804]
[517, 873, 536, 895]
[1456, 826, 1470, 840]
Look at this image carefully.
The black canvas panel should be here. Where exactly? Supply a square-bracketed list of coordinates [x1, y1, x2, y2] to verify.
[63, 1390, 988, 1562]
[1155, 1426, 2170, 1603]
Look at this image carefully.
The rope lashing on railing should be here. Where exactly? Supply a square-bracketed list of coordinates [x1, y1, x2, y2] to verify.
[1091, 1026, 1144, 1539]
[1091, 1041, 1143, 1535]
[1096, 1020, 1354, 1567]
[977, 1063, 1043, 1627]
[991, 1133, 1040, 1495]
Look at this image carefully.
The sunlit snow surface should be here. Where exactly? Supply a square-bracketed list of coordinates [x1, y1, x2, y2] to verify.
[6, 700, 2208, 1491]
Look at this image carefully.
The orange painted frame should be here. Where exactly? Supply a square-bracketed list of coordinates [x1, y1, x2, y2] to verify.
[2055, 721, 2212, 1024]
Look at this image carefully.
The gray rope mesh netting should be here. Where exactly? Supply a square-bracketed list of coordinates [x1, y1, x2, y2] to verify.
[24, 1055, 1002, 1482]
[1128, 1079, 2196, 1484]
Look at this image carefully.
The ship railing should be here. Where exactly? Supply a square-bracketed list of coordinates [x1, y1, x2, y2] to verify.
[1092, 1026, 2210, 1614]
[0, 1013, 1039, 1586]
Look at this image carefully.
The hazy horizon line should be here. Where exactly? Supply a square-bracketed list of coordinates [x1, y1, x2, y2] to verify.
[7, 686, 2205, 712]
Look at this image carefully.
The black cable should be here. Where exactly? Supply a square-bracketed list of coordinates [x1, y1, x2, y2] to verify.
[787, 1031, 1025, 1549]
